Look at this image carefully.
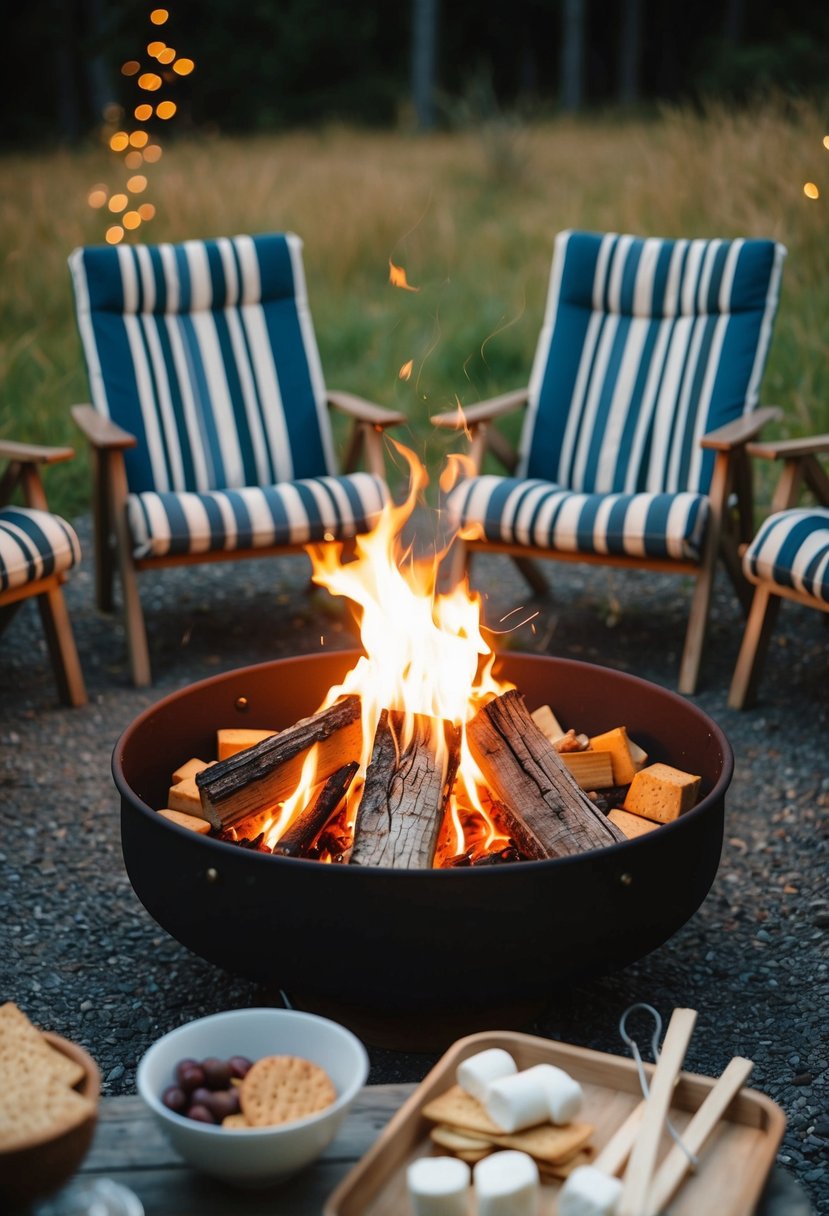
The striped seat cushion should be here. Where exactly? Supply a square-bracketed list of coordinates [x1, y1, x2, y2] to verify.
[743, 508, 829, 604]
[519, 231, 785, 497]
[127, 472, 388, 559]
[445, 475, 710, 562]
[0, 507, 81, 593]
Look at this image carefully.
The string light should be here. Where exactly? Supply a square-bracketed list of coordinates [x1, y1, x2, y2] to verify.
[87, 6, 194, 243]
[804, 181, 820, 200]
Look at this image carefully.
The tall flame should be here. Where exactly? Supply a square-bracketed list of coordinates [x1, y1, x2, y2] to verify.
[263, 441, 513, 860]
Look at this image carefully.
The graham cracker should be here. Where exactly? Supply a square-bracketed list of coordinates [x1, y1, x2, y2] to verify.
[0, 1001, 85, 1088]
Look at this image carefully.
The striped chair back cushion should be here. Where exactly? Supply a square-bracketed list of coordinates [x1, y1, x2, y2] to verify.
[519, 230, 786, 496]
[69, 233, 337, 495]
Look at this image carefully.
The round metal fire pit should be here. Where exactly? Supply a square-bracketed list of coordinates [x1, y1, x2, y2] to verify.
[114, 653, 731, 1019]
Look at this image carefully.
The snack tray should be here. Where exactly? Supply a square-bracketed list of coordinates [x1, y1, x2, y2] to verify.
[324, 1030, 785, 1216]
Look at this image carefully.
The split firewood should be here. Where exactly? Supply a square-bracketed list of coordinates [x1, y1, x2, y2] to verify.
[559, 749, 615, 790]
[588, 726, 647, 785]
[217, 728, 278, 760]
[608, 808, 660, 839]
[467, 690, 626, 856]
[350, 711, 461, 869]
[622, 763, 701, 824]
[272, 762, 359, 858]
[530, 704, 566, 744]
[196, 696, 362, 830]
[158, 808, 211, 834]
[171, 757, 211, 785]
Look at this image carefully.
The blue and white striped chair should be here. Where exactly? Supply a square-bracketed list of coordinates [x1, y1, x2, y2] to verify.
[69, 232, 404, 686]
[729, 436, 829, 707]
[0, 440, 86, 705]
[433, 230, 786, 693]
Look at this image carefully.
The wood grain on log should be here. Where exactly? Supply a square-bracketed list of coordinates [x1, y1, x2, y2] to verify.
[350, 711, 460, 869]
[196, 696, 362, 830]
[467, 689, 626, 856]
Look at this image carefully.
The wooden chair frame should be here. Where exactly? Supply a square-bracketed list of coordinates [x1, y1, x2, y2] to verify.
[0, 441, 86, 706]
[728, 435, 829, 709]
[432, 392, 782, 695]
[72, 394, 405, 688]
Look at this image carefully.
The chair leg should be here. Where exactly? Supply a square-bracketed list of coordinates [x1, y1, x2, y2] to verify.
[511, 556, 549, 597]
[36, 583, 87, 707]
[118, 548, 151, 688]
[727, 586, 781, 710]
[93, 448, 115, 612]
[678, 563, 716, 696]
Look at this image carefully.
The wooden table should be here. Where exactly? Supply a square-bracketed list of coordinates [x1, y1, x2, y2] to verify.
[52, 1086, 812, 1215]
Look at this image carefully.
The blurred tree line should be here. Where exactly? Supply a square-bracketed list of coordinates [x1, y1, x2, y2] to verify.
[6, 0, 829, 147]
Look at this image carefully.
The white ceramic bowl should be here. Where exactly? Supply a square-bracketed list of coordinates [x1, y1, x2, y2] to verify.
[136, 1007, 369, 1187]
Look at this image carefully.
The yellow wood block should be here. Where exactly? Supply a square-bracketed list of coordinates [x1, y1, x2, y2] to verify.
[622, 762, 701, 824]
[627, 737, 649, 771]
[171, 757, 209, 785]
[608, 807, 660, 838]
[217, 728, 278, 760]
[166, 775, 208, 819]
[588, 726, 638, 785]
[159, 808, 211, 834]
[560, 749, 615, 789]
[531, 704, 565, 743]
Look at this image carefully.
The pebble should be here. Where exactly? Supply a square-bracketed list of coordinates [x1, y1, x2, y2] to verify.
[2, 527, 827, 1213]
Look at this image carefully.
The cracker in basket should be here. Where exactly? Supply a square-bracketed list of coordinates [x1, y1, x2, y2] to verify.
[240, 1054, 336, 1127]
[537, 1146, 596, 1180]
[421, 1084, 505, 1135]
[0, 1069, 93, 1150]
[0, 1001, 85, 1088]
[430, 1123, 491, 1153]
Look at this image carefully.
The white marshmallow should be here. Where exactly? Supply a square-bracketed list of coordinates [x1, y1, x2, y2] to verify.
[557, 1165, 623, 1216]
[406, 1156, 470, 1216]
[473, 1149, 539, 1216]
[456, 1048, 517, 1101]
[484, 1063, 583, 1132]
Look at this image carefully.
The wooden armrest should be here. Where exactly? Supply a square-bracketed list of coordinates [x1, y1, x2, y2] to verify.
[0, 440, 74, 465]
[747, 434, 829, 461]
[326, 391, 406, 429]
[72, 404, 137, 450]
[430, 388, 529, 430]
[699, 406, 782, 452]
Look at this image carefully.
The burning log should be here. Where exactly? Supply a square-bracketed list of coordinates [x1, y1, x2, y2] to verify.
[467, 690, 626, 857]
[196, 696, 362, 830]
[272, 761, 360, 858]
[350, 711, 461, 869]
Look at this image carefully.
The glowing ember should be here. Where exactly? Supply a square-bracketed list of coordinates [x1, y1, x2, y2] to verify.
[258, 442, 513, 863]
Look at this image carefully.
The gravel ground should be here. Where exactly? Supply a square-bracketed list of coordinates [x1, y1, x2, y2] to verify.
[1, 515, 827, 1213]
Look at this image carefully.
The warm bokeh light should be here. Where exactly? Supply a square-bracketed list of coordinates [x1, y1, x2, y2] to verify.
[125, 150, 144, 169]
[109, 131, 129, 152]
[134, 103, 153, 121]
[88, 187, 108, 209]
[389, 259, 419, 292]
[143, 144, 162, 162]
[147, 40, 165, 57]
[138, 203, 157, 221]
[103, 103, 123, 123]
[150, 8, 169, 24]
[399, 359, 414, 380]
[138, 72, 162, 91]
[127, 174, 148, 193]
[106, 226, 124, 245]
[108, 193, 128, 213]
[123, 211, 142, 230]
[804, 181, 820, 200]
[156, 100, 176, 119]
[129, 130, 149, 147]
[121, 61, 141, 77]
[172, 57, 194, 75]
[157, 47, 176, 64]
[824, 135, 829, 151]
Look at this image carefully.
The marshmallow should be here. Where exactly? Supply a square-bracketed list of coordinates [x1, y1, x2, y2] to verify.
[557, 1165, 623, 1216]
[484, 1063, 583, 1132]
[406, 1155, 470, 1216]
[473, 1149, 539, 1216]
[456, 1048, 517, 1102]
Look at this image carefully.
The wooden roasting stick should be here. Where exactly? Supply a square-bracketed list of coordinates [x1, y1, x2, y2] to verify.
[467, 689, 626, 856]
[618, 1007, 698, 1216]
[646, 1056, 754, 1215]
[196, 696, 362, 830]
[593, 1100, 647, 1176]
[350, 711, 460, 868]
[271, 761, 359, 857]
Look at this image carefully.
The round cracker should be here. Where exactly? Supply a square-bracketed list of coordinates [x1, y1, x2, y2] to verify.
[239, 1055, 336, 1127]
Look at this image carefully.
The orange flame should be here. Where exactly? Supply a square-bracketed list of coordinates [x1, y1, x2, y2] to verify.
[262, 441, 513, 861]
[389, 259, 419, 292]
[399, 359, 414, 380]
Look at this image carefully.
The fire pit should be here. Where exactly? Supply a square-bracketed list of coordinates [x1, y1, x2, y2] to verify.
[114, 649, 731, 1026]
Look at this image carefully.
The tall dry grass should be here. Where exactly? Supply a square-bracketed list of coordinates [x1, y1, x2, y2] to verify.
[1, 98, 827, 518]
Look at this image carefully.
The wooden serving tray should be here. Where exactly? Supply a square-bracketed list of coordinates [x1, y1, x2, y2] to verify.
[323, 1030, 786, 1216]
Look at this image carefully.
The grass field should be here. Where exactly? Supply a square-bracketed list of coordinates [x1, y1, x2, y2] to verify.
[1, 98, 828, 519]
